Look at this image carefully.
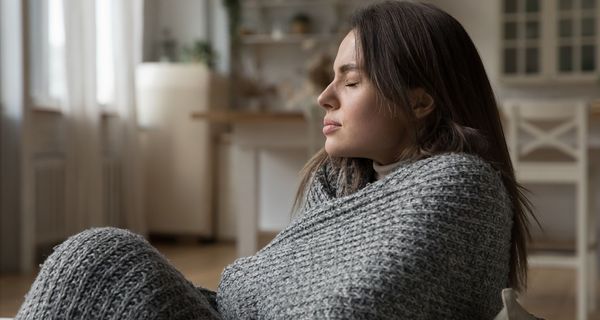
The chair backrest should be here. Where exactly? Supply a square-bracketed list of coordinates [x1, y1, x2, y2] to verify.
[502, 99, 589, 167]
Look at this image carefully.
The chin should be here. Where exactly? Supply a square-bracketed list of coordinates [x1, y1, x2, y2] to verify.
[324, 141, 361, 159]
[324, 142, 341, 157]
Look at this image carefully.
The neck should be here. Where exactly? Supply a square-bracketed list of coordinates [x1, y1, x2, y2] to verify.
[372, 158, 409, 180]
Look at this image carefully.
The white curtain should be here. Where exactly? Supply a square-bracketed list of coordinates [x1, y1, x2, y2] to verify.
[111, 0, 146, 235]
[61, 0, 146, 235]
[62, 0, 103, 233]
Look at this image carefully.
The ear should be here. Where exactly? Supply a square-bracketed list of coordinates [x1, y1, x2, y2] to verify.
[408, 88, 435, 119]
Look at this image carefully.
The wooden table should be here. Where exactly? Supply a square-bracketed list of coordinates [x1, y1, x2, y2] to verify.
[192, 110, 308, 258]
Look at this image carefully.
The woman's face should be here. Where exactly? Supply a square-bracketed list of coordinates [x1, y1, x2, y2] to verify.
[318, 31, 410, 165]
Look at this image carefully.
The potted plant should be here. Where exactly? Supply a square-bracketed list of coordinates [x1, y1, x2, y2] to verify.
[180, 41, 218, 69]
[290, 13, 311, 34]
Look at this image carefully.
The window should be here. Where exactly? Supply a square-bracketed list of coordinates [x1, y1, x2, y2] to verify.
[501, 0, 600, 81]
[556, 0, 597, 73]
[502, 0, 542, 76]
[28, 0, 117, 110]
[29, 0, 66, 109]
[95, 0, 115, 108]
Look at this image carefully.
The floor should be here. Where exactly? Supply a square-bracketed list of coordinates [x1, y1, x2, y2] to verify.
[1, 236, 599, 319]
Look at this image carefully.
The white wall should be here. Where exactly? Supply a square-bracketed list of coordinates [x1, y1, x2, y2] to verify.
[157, 0, 208, 52]
[209, 0, 230, 73]
[143, 0, 230, 73]
[258, 150, 307, 232]
[428, 0, 502, 90]
[143, 0, 208, 61]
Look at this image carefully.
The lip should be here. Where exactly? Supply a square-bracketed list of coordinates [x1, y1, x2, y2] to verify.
[323, 118, 341, 126]
[323, 117, 341, 135]
[323, 124, 341, 135]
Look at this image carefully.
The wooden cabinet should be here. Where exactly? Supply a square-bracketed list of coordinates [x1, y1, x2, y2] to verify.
[500, 0, 600, 83]
[136, 63, 228, 238]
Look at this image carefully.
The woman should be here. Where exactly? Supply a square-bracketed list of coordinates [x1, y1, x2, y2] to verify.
[16, 1, 537, 319]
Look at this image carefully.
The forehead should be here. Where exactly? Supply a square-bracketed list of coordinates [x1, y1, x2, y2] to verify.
[334, 31, 358, 68]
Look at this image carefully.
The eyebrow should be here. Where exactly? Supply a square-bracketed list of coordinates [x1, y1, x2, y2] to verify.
[337, 63, 359, 74]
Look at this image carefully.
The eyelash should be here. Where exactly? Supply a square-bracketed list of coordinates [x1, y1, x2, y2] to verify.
[345, 82, 358, 87]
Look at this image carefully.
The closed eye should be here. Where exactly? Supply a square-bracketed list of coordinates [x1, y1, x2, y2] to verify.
[345, 82, 358, 87]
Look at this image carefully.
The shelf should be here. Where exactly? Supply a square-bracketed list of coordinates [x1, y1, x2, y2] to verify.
[31, 107, 63, 115]
[242, 0, 360, 9]
[190, 110, 306, 124]
[240, 33, 340, 45]
[500, 73, 600, 85]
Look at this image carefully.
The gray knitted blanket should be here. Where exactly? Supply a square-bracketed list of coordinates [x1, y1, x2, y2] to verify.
[216, 152, 513, 319]
[16, 152, 513, 319]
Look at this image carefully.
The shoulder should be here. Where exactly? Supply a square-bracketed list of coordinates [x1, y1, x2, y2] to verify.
[405, 152, 502, 184]
[398, 152, 510, 207]
[394, 153, 513, 224]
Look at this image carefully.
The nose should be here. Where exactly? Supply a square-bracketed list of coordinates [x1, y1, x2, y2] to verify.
[317, 82, 339, 111]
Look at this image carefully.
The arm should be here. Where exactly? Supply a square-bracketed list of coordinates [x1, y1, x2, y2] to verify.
[375, 154, 513, 319]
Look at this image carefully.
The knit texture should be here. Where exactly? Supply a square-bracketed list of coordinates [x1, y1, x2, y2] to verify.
[216, 152, 513, 319]
[15, 152, 513, 319]
[15, 228, 221, 320]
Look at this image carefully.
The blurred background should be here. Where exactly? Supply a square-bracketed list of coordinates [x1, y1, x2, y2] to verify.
[1, 0, 599, 319]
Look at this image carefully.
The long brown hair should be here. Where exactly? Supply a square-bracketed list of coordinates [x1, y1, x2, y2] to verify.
[291, 1, 538, 292]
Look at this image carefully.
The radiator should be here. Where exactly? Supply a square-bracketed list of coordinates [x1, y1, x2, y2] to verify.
[33, 155, 123, 245]
[33, 155, 66, 245]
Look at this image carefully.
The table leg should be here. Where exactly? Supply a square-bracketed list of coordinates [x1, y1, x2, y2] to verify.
[232, 145, 259, 258]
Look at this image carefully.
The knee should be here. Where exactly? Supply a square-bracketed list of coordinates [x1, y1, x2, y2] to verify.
[45, 227, 150, 268]
[64, 227, 144, 246]
[18, 228, 170, 320]
[60, 226, 144, 249]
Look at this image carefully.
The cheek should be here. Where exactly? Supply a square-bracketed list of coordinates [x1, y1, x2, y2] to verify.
[336, 85, 407, 145]
[354, 112, 407, 145]
[382, 116, 407, 136]
[350, 105, 395, 133]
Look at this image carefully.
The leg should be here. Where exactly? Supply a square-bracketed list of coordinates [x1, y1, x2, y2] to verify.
[576, 179, 589, 320]
[589, 250, 598, 311]
[15, 227, 221, 320]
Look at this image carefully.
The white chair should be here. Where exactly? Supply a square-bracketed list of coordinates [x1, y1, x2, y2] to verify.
[502, 99, 597, 320]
